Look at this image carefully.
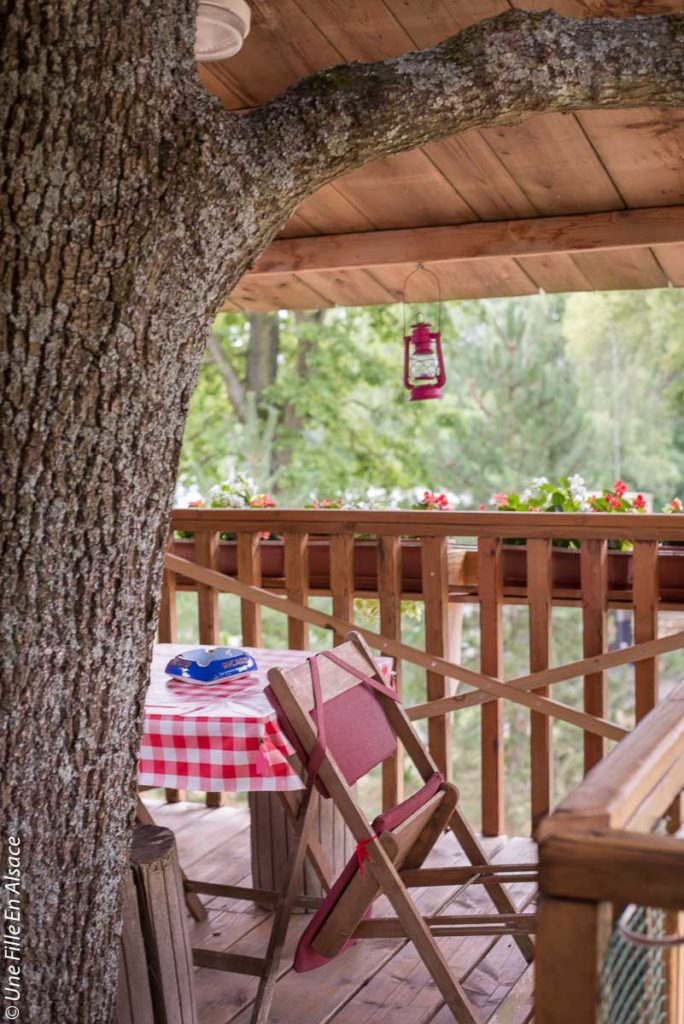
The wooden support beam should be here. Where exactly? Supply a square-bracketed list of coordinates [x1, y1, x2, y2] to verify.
[249, 205, 684, 277]
[284, 532, 309, 650]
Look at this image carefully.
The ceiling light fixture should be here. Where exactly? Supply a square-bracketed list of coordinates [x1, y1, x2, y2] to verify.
[195, 0, 251, 62]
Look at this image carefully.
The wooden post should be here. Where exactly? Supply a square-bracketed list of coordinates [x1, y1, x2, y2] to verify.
[117, 869, 155, 1024]
[379, 535, 403, 809]
[196, 530, 220, 645]
[581, 539, 608, 774]
[535, 895, 612, 1024]
[633, 539, 659, 722]
[479, 536, 504, 836]
[330, 533, 355, 645]
[237, 530, 263, 647]
[528, 538, 553, 832]
[125, 824, 199, 1024]
[421, 536, 452, 783]
[284, 532, 309, 650]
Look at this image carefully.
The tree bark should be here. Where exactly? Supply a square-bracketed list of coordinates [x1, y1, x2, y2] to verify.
[1, 3, 683, 1020]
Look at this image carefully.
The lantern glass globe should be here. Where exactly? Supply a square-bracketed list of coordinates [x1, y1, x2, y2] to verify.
[195, 0, 251, 62]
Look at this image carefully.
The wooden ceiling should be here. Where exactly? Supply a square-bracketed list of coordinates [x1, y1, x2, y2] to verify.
[199, 1, 684, 311]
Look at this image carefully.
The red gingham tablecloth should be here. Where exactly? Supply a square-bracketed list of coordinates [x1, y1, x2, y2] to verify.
[139, 644, 393, 793]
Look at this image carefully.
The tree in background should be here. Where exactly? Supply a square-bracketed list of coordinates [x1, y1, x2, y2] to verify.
[562, 289, 684, 504]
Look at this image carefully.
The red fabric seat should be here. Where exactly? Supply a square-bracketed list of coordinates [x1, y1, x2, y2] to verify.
[294, 771, 445, 973]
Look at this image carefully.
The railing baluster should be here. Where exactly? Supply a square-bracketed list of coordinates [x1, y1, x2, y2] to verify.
[581, 538, 608, 774]
[158, 565, 178, 644]
[196, 529, 222, 808]
[378, 534, 403, 810]
[421, 536, 452, 783]
[528, 538, 553, 832]
[284, 532, 309, 650]
[196, 530, 220, 645]
[237, 531, 262, 647]
[633, 539, 659, 722]
[330, 533, 355, 645]
[479, 536, 504, 836]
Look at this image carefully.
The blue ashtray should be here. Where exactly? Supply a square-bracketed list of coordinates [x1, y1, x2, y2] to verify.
[165, 647, 257, 685]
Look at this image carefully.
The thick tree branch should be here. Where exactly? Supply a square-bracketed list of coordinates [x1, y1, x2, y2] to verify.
[243, 9, 684, 198]
[206, 331, 247, 422]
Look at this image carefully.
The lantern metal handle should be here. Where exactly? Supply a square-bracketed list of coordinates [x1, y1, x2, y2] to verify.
[401, 263, 442, 337]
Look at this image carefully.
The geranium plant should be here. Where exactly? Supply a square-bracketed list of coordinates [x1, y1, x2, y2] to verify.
[412, 489, 452, 511]
[484, 476, 648, 549]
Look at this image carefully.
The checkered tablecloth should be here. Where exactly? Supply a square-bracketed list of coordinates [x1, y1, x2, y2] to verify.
[139, 644, 392, 793]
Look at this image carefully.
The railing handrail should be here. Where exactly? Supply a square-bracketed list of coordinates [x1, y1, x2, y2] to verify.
[538, 681, 684, 838]
[170, 507, 684, 541]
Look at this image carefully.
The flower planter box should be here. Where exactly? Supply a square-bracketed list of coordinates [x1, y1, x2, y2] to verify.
[172, 537, 463, 594]
[172, 538, 684, 602]
[501, 543, 684, 601]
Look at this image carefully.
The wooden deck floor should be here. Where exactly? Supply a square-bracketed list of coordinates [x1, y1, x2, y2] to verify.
[145, 797, 536, 1024]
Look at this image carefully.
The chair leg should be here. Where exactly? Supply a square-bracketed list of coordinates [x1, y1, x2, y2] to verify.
[380, 860, 480, 1024]
[448, 806, 535, 963]
[250, 786, 319, 1024]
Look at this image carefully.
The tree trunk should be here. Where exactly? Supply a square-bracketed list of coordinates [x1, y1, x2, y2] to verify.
[2, 3, 683, 1020]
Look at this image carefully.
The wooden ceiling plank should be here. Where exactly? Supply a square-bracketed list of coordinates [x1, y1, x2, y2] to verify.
[383, 0, 510, 42]
[285, 183, 378, 237]
[517, 253, 595, 293]
[480, 112, 625, 215]
[330, 151, 477, 229]
[277, 212, 319, 239]
[576, 108, 684, 209]
[286, 268, 399, 307]
[202, 0, 345, 110]
[652, 243, 684, 286]
[230, 272, 333, 311]
[422, 131, 539, 221]
[254, 206, 684, 276]
[572, 247, 669, 290]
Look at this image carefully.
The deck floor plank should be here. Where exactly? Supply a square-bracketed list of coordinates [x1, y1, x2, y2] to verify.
[144, 798, 537, 1024]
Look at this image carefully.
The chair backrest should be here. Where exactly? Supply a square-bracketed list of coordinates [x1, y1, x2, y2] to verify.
[266, 638, 399, 792]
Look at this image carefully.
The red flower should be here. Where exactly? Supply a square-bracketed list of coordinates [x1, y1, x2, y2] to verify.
[479, 503, 487, 511]
[614, 480, 627, 497]
[606, 493, 621, 510]
[672, 498, 682, 512]
[250, 494, 276, 509]
[633, 494, 646, 510]
[493, 492, 508, 507]
[188, 499, 205, 508]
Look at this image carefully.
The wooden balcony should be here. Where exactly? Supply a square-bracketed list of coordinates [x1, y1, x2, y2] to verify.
[162, 509, 684, 834]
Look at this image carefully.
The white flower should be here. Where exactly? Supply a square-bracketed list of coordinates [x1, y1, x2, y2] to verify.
[532, 477, 548, 489]
[521, 488, 532, 502]
[568, 473, 587, 503]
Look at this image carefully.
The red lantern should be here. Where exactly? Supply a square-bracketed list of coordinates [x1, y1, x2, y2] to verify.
[402, 265, 446, 401]
[403, 320, 446, 401]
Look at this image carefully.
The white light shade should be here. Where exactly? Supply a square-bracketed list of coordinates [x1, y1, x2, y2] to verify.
[195, 0, 251, 62]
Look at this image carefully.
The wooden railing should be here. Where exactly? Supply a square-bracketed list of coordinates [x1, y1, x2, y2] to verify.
[161, 509, 684, 832]
[535, 681, 684, 1023]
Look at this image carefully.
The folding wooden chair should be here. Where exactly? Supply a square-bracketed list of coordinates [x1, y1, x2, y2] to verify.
[246, 631, 537, 1024]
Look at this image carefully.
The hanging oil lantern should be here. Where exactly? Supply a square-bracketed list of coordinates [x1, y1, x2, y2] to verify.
[402, 265, 446, 401]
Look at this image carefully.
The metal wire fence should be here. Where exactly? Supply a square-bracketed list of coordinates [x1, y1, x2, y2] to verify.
[598, 905, 669, 1024]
